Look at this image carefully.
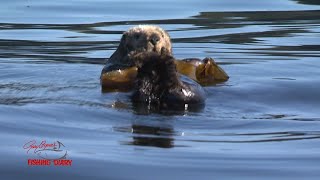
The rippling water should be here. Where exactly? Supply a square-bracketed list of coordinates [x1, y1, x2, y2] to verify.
[1, 0, 320, 179]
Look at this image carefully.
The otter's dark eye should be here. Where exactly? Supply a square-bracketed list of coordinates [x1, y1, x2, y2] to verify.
[134, 34, 140, 39]
[126, 43, 134, 51]
[160, 32, 165, 38]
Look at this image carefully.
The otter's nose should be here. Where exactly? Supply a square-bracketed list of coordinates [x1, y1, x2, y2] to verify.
[150, 35, 160, 45]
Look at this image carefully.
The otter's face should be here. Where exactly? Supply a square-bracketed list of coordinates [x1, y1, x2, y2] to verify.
[122, 26, 172, 55]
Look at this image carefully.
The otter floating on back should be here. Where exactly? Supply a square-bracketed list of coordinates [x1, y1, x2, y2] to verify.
[100, 25, 229, 112]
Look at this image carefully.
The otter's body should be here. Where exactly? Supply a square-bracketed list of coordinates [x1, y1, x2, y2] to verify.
[131, 51, 205, 110]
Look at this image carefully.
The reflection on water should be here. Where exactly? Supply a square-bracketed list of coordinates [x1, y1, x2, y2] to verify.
[130, 125, 174, 148]
[114, 122, 320, 149]
[1, 0, 320, 179]
[120, 124, 175, 148]
[131, 101, 205, 115]
[295, 0, 320, 5]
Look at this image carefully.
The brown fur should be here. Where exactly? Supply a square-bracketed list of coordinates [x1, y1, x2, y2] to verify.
[130, 50, 205, 110]
[130, 50, 180, 103]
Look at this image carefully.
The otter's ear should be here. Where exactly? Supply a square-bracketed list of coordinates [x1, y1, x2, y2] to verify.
[119, 32, 128, 51]
[108, 32, 128, 63]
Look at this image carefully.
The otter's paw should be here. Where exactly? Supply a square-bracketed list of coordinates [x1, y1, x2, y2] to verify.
[130, 51, 173, 68]
[128, 51, 149, 68]
[195, 57, 229, 85]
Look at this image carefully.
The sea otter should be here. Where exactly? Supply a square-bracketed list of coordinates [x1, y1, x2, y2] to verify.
[100, 25, 229, 92]
[130, 50, 205, 111]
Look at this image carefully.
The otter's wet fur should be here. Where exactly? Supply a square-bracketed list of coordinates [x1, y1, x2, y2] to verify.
[130, 50, 206, 111]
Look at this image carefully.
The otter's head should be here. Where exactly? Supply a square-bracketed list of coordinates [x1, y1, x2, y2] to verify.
[109, 25, 172, 65]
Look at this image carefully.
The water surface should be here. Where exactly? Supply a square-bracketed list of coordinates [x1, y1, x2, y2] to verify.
[1, 0, 320, 179]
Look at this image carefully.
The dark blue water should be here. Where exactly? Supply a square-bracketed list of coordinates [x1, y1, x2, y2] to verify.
[1, 0, 320, 179]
